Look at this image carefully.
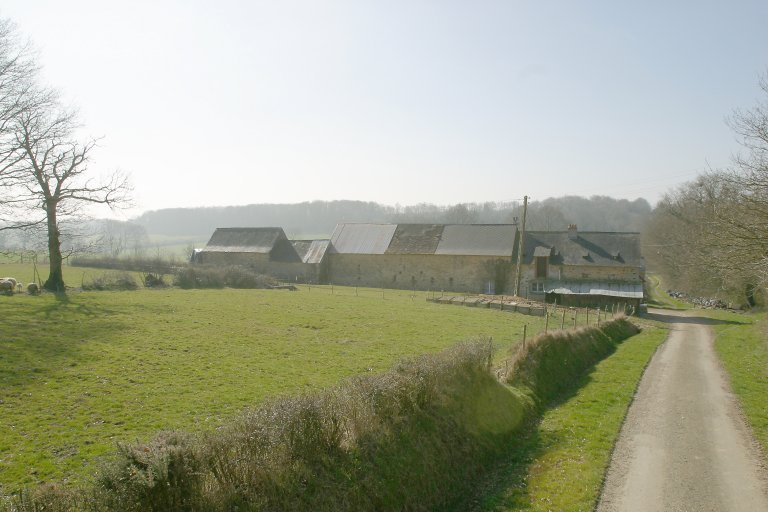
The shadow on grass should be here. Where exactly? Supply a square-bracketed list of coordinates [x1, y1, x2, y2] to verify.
[644, 310, 748, 326]
[449, 369, 600, 511]
[2, 295, 130, 387]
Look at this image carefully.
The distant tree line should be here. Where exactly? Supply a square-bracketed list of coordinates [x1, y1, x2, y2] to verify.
[133, 196, 652, 239]
[645, 76, 768, 306]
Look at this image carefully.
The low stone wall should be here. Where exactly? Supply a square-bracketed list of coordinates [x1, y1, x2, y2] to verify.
[427, 296, 547, 317]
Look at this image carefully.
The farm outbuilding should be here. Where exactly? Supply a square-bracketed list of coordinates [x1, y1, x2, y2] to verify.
[197, 227, 329, 282]
[196, 222, 646, 302]
[326, 223, 517, 293]
[520, 224, 645, 308]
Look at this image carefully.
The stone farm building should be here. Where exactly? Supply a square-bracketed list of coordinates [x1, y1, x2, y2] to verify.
[195, 227, 330, 283]
[521, 224, 645, 308]
[197, 223, 645, 306]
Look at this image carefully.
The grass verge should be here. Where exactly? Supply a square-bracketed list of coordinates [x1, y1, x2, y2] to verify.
[645, 273, 688, 310]
[462, 321, 668, 511]
[711, 310, 768, 455]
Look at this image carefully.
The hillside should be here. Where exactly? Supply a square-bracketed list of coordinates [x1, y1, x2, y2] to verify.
[133, 196, 652, 240]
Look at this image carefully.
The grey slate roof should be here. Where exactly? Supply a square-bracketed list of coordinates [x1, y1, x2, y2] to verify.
[329, 224, 397, 254]
[386, 224, 444, 254]
[435, 224, 516, 256]
[329, 223, 517, 257]
[202, 227, 307, 263]
[203, 227, 286, 254]
[522, 231, 643, 268]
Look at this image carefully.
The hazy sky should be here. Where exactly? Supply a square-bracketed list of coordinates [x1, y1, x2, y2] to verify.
[3, 1, 767, 216]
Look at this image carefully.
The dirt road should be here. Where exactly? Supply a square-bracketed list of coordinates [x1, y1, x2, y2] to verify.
[597, 309, 768, 512]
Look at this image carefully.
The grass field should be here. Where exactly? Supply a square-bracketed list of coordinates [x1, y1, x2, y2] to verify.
[0, 277, 583, 494]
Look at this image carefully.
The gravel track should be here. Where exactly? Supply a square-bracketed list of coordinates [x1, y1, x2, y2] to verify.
[597, 309, 768, 512]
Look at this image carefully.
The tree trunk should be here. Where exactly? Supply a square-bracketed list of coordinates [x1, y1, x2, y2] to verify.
[43, 202, 65, 292]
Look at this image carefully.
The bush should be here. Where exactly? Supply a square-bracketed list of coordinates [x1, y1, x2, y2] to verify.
[504, 317, 639, 404]
[143, 273, 167, 288]
[81, 272, 139, 291]
[71, 255, 175, 275]
[173, 265, 277, 289]
[198, 339, 507, 511]
[96, 432, 205, 512]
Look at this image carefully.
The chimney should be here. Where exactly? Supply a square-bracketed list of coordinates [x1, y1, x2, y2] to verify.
[567, 224, 578, 240]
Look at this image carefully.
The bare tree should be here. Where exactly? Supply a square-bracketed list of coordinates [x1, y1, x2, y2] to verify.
[8, 105, 131, 291]
[0, 18, 53, 229]
[0, 17, 131, 291]
[646, 77, 768, 305]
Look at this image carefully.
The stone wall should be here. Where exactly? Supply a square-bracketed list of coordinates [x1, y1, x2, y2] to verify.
[326, 253, 514, 293]
[196, 252, 323, 282]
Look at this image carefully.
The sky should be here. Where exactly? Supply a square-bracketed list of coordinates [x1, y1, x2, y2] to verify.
[2, 0, 767, 218]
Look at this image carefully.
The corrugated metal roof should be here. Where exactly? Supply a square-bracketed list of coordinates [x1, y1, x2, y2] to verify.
[329, 223, 397, 254]
[203, 227, 285, 253]
[386, 224, 444, 254]
[435, 224, 516, 256]
[545, 281, 643, 299]
[291, 240, 312, 260]
[302, 240, 330, 264]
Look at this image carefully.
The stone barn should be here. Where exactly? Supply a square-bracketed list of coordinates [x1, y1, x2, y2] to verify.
[520, 224, 644, 308]
[326, 223, 517, 293]
[196, 227, 329, 282]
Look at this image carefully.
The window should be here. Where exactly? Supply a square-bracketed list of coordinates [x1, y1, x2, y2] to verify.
[531, 282, 545, 293]
[535, 256, 548, 278]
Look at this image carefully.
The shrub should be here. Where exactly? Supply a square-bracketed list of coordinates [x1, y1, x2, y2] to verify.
[81, 272, 138, 291]
[71, 255, 175, 275]
[199, 339, 505, 512]
[504, 316, 639, 404]
[96, 432, 205, 512]
[143, 273, 167, 288]
[173, 265, 277, 289]
[3, 483, 87, 512]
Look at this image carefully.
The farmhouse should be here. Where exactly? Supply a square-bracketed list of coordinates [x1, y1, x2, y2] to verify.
[520, 224, 644, 308]
[197, 222, 645, 304]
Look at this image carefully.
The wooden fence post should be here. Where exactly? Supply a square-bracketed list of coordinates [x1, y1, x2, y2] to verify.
[545, 311, 549, 333]
[561, 309, 566, 329]
[523, 324, 527, 348]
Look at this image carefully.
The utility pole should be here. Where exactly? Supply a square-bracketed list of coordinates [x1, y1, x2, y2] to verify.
[514, 195, 528, 297]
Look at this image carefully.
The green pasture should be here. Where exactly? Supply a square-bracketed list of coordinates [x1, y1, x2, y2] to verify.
[1, 278, 560, 493]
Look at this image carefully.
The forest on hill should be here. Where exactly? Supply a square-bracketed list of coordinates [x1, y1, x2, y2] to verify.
[133, 195, 652, 239]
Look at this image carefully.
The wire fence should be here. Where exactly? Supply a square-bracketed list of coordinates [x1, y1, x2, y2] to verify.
[281, 282, 636, 347]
